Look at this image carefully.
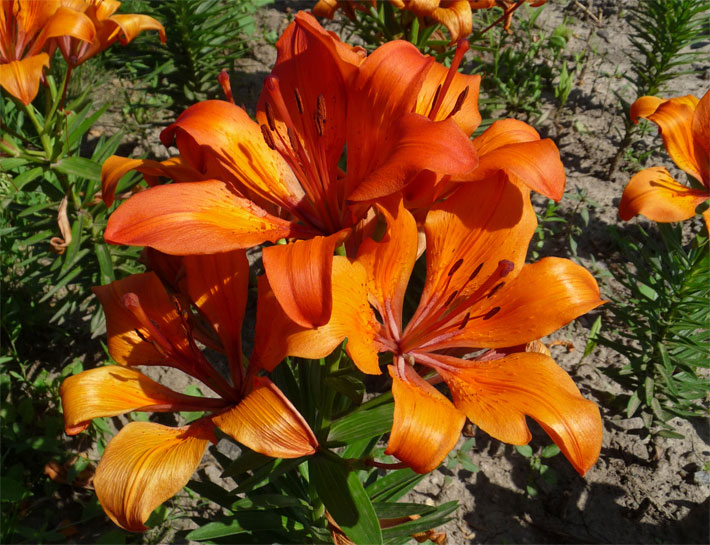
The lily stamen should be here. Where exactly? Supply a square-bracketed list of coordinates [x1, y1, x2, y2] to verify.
[428, 39, 469, 120]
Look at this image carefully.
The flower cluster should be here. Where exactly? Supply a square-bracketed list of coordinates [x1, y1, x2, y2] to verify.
[60, 11, 603, 532]
[0, 0, 164, 104]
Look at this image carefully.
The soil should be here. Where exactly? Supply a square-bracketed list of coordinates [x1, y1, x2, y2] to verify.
[54, 0, 710, 543]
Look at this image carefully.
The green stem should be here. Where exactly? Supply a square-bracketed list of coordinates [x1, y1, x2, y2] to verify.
[21, 102, 52, 160]
[44, 66, 71, 134]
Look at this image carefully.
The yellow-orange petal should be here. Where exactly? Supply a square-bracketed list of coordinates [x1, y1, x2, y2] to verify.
[92, 272, 186, 366]
[262, 230, 349, 328]
[104, 180, 313, 253]
[437, 352, 602, 475]
[160, 100, 305, 212]
[184, 251, 249, 387]
[460, 119, 566, 201]
[385, 364, 465, 474]
[0, 54, 49, 104]
[347, 113, 478, 201]
[108, 13, 166, 45]
[94, 420, 214, 532]
[634, 95, 703, 183]
[437, 257, 603, 350]
[629, 95, 663, 124]
[213, 377, 318, 458]
[312, 0, 338, 18]
[356, 200, 418, 334]
[691, 90, 709, 185]
[252, 257, 381, 375]
[101, 155, 204, 207]
[31, 6, 96, 54]
[618, 166, 709, 223]
[431, 0, 473, 43]
[59, 366, 222, 435]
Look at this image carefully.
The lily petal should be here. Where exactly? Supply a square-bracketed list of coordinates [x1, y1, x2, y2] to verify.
[691, 90, 709, 185]
[160, 100, 305, 213]
[212, 377, 318, 458]
[253, 257, 381, 375]
[0, 54, 49, 104]
[347, 113, 478, 201]
[414, 175, 535, 324]
[60, 366, 224, 435]
[459, 119, 566, 201]
[107, 13, 166, 45]
[386, 364, 466, 474]
[356, 201, 418, 335]
[632, 95, 704, 183]
[101, 155, 204, 207]
[94, 420, 214, 532]
[438, 257, 603, 350]
[184, 251, 249, 388]
[619, 166, 708, 223]
[436, 352, 602, 475]
[105, 180, 313, 254]
[431, 0, 473, 43]
[415, 58, 482, 136]
[93, 273, 185, 367]
[262, 230, 349, 328]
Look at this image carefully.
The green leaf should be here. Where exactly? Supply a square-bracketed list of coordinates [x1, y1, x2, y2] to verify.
[381, 501, 458, 542]
[366, 468, 424, 503]
[53, 157, 101, 181]
[310, 455, 383, 545]
[372, 502, 435, 520]
[94, 242, 116, 285]
[515, 445, 533, 458]
[541, 444, 561, 458]
[329, 402, 393, 443]
[186, 511, 289, 541]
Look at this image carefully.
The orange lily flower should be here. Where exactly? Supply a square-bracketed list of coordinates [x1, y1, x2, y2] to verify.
[100, 11, 480, 329]
[60, 250, 317, 532]
[0, 0, 95, 103]
[256, 180, 603, 475]
[53, 0, 165, 67]
[619, 90, 710, 233]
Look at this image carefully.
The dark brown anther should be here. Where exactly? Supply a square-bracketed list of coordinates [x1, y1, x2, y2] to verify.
[260, 124, 276, 150]
[483, 306, 501, 320]
[294, 88, 304, 114]
[429, 84, 442, 117]
[314, 111, 325, 137]
[265, 102, 276, 131]
[444, 290, 459, 307]
[316, 94, 327, 121]
[469, 262, 484, 282]
[449, 85, 470, 117]
[487, 282, 505, 299]
[498, 259, 514, 278]
[459, 311, 471, 330]
[448, 258, 464, 277]
[287, 127, 302, 153]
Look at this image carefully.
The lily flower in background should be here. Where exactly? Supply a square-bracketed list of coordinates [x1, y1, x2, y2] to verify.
[60, 250, 317, 532]
[54, 0, 165, 68]
[619, 90, 709, 232]
[100, 11, 479, 329]
[0, 0, 95, 103]
[255, 181, 603, 475]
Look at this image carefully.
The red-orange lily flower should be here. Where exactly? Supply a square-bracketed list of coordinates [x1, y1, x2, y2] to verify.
[0, 0, 95, 103]
[619, 90, 710, 233]
[53, 0, 165, 68]
[60, 250, 317, 532]
[255, 180, 603, 475]
[100, 11, 480, 329]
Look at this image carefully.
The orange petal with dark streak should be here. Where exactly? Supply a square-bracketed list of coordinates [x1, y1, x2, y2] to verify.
[0, 54, 49, 104]
[94, 420, 214, 532]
